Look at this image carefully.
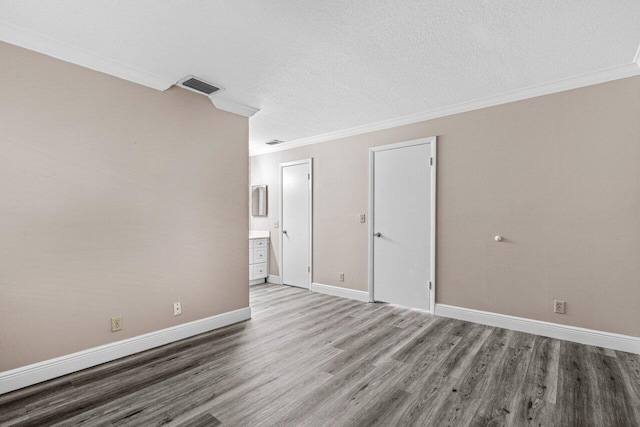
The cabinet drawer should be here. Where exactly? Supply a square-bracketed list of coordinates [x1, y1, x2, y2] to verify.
[253, 262, 268, 279]
[253, 238, 268, 247]
[253, 247, 268, 262]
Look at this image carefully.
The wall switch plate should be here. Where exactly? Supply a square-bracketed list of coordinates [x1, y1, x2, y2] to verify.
[174, 302, 182, 316]
[111, 316, 122, 332]
[359, 214, 366, 223]
[274, 221, 279, 228]
[554, 300, 566, 314]
[339, 273, 345, 282]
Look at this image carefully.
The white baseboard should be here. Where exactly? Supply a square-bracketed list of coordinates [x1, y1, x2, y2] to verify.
[311, 282, 369, 303]
[435, 304, 640, 355]
[0, 307, 251, 395]
[267, 275, 281, 284]
[250, 278, 266, 286]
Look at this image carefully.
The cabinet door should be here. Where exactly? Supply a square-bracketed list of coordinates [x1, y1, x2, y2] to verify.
[254, 247, 268, 263]
[253, 263, 268, 279]
[254, 239, 267, 248]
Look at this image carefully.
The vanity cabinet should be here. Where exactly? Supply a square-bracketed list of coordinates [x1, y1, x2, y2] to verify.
[249, 236, 269, 285]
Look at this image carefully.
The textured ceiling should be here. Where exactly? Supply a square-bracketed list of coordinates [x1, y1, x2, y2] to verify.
[1, 1, 640, 153]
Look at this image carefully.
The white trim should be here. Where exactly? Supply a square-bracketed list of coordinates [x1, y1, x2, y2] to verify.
[435, 304, 640, 355]
[279, 159, 313, 290]
[267, 274, 281, 284]
[0, 307, 251, 395]
[429, 140, 437, 312]
[635, 42, 640, 66]
[369, 138, 431, 152]
[250, 278, 266, 286]
[0, 20, 174, 91]
[368, 137, 437, 313]
[209, 97, 260, 118]
[250, 63, 640, 156]
[311, 282, 369, 303]
[367, 150, 375, 303]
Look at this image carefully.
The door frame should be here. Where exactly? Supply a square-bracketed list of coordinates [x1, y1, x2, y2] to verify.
[279, 158, 313, 289]
[368, 137, 437, 312]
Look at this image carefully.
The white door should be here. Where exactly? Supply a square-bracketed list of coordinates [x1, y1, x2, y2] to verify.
[371, 139, 435, 311]
[280, 159, 312, 289]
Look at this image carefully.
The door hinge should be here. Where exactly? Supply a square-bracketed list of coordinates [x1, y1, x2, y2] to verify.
[308, 173, 310, 180]
[429, 281, 432, 290]
[430, 157, 433, 166]
[308, 266, 311, 273]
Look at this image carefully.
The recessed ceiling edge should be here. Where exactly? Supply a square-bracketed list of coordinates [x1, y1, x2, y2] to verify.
[210, 97, 260, 118]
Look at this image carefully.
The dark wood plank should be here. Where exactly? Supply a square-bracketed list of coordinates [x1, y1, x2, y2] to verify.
[557, 341, 599, 426]
[470, 331, 536, 426]
[428, 327, 514, 426]
[175, 412, 221, 427]
[587, 351, 639, 426]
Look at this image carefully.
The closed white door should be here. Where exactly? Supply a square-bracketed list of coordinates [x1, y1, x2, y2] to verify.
[280, 160, 312, 289]
[371, 140, 434, 311]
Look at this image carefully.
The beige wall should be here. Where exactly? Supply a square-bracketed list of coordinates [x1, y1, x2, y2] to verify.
[0, 42, 249, 371]
[251, 75, 640, 338]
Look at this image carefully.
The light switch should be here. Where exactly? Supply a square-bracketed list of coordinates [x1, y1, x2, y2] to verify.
[359, 214, 366, 223]
[274, 221, 279, 228]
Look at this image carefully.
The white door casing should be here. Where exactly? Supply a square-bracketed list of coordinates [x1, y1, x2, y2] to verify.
[279, 159, 312, 289]
[368, 137, 436, 312]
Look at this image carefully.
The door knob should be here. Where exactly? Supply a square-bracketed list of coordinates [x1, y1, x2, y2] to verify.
[282, 230, 288, 234]
[374, 232, 382, 237]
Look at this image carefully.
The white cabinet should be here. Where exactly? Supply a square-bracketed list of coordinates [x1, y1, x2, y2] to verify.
[249, 237, 269, 285]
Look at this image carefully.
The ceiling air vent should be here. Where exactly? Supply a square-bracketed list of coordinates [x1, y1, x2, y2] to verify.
[266, 139, 284, 146]
[177, 76, 221, 96]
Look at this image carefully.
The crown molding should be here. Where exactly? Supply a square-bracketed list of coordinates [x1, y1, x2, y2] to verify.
[250, 62, 640, 156]
[0, 20, 174, 91]
[210, 97, 260, 118]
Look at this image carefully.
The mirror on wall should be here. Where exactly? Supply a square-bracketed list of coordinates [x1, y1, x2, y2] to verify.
[251, 185, 268, 216]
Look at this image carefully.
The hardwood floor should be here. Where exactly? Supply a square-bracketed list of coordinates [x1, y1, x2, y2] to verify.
[1, 283, 639, 426]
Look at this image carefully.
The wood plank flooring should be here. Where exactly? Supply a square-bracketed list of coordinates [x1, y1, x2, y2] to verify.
[1, 283, 639, 426]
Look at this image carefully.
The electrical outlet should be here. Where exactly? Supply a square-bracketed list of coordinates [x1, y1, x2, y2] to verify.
[339, 272, 345, 282]
[359, 214, 366, 223]
[273, 221, 279, 228]
[174, 302, 182, 316]
[554, 300, 566, 314]
[111, 316, 122, 332]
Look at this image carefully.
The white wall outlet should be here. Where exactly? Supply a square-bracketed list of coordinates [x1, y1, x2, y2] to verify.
[554, 300, 566, 314]
[359, 214, 366, 223]
[273, 221, 279, 228]
[173, 302, 182, 316]
[111, 316, 122, 332]
[339, 272, 345, 282]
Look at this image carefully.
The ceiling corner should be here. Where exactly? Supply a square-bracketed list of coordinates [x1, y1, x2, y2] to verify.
[0, 20, 174, 91]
